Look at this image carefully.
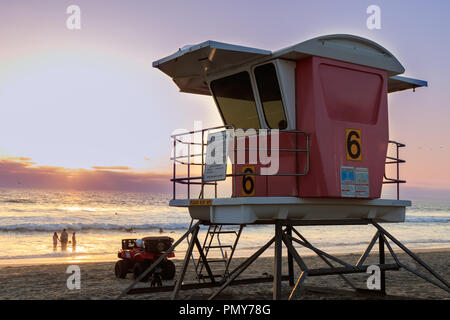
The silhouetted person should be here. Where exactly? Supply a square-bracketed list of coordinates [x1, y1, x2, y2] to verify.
[53, 232, 59, 251]
[60, 229, 68, 251]
[72, 232, 77, 251]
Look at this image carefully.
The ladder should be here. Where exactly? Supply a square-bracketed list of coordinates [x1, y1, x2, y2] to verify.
[187, 220, 244, 281]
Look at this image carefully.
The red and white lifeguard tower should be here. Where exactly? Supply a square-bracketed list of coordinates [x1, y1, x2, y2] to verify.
[121, 35, 449, 300]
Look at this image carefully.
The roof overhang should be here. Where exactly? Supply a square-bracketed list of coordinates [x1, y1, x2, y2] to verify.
[153, 34, 425, 96]
[387, 75, 428, 93]
[153, 41, 271, 95]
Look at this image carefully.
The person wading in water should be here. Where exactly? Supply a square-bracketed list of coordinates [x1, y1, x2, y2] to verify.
[72, 232, 77, 251]
[52, 232, 59, 251]
[60, 229, 69, 251]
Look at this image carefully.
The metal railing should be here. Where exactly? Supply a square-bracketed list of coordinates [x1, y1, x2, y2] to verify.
[171, 129, 406, 201]
[170, 126, 310, 200]
[383, 140, 406, 200]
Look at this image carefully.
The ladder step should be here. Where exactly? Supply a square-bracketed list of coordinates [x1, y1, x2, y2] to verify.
[208, 245, 233, 249]
[195, 224, 244, 281]
[208, 231, 237, 234]
[198, 273, 226, 279]
[198, 259, 227, 263]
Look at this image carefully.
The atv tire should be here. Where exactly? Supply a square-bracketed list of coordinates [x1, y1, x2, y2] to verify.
[115, 260, 128, 279]
[133, 262, 151, 282]
[160, 260, 176, 280]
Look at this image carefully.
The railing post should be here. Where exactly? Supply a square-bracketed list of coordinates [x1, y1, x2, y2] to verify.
[233, 133, 237, 197]
[173, 138, 176, 200]
[187, 142, 190, 199]
[295, 131, 299, 195]
[396, 143, 400, 200]
[383, 141, 405, 200]
[201, 129, 205, 199]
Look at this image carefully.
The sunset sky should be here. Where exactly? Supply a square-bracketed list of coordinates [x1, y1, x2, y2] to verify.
[0, 1, 449, 196]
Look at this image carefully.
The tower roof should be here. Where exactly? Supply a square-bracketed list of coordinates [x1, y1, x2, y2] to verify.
[153, 34, 426, 95]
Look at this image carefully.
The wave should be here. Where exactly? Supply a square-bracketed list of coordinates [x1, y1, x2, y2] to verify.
[0, 251, 111, 260]
[409, 207, 450, 213]
[0, 215, 447, 233]
[0, 222, 190, 232]
[406, 216, 450, 223]
[1, 199, 36, 204]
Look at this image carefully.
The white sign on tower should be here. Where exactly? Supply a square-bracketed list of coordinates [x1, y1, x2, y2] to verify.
[203, 130, 231, 182]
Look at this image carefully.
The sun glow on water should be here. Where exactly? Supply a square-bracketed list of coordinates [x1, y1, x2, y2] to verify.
[0, 189, 449, 266]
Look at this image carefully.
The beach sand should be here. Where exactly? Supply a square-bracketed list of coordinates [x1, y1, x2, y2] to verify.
[1, 249, 449, 300]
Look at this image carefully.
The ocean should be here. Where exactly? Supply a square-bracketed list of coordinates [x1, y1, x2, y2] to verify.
[0, 188, 449, 265]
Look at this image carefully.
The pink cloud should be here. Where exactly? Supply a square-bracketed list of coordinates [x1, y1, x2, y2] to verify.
[0, 158, 171, 192]
[91, 166, 131, 170]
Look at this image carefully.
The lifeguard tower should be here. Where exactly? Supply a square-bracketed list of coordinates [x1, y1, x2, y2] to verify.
[120, 34, 449, 299]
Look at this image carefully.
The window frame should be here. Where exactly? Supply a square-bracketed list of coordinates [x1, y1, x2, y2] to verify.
[252, 62, 288, 130]
[209, 70, 262, 130]
[207, 59, 295, 131]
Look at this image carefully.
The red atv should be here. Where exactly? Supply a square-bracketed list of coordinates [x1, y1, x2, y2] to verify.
[115, 236, 176, 282]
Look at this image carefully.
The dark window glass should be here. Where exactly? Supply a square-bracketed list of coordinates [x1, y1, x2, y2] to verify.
[210, 72, 260, 129]
[254, 63, 287, 129]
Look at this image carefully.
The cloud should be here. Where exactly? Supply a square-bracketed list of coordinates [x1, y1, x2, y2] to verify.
[0, 158, 171, 192]
[91, 166, 131, 170]
[3, 157, 449, 199]
[9, 157, 33, 161]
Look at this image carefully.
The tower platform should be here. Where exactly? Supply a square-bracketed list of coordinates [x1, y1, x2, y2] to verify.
[170, 197, 410, 224]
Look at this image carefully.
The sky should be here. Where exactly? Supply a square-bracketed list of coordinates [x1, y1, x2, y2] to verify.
[0, 0, 449, 196]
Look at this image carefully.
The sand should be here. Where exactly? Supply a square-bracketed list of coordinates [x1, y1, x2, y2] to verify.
[0, 249, 449, 300]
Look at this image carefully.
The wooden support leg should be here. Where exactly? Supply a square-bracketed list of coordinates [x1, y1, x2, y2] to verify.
[289, 271, 307, 300]
[356, 231, 380, 267]
[209, 236, 275, 300]
[171, 224, 200, 300]
[379, 234, 386, 295]
[282, 233, 308, 271]
[288, 228, 355, 290]
[286, 226, 295, 287]
[373, 221, 450, 289]
[194, 236, 216, 284]
[273, 222, 283, 300]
